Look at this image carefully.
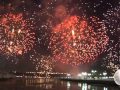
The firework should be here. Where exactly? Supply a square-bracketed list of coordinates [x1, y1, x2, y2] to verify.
[49, 15, 109, 65]
[0, 13, 35, 56]
[30, 52, 54, 74]
[103, 4, 120, 36]
[40, 56, 54, 75]
[101, 4, 120, 74]
[102, 41, 120, 74]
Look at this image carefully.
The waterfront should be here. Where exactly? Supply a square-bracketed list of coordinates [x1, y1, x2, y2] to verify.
[0, 78, 119, 90]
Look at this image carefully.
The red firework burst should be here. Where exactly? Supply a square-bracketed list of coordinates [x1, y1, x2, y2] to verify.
[0, 13, 35, 56]
[49, 15, 109, 66]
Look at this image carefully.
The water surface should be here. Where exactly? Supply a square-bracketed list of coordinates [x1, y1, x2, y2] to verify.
[0, 78, 119, 90]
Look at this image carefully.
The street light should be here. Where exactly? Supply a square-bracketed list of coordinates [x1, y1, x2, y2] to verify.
[103, 72, 107, 76]
[77, 73, 82, 77]
[81, 72, 87, 79]
[103, 72, 107, 79]
[67, 74, 71, 78]
[82, 72, 87, 76]
[91, 70, 97, 79]
[87, 73, 91, 76]
[87, 73, 91, 79]
[91, 70, 94, 73]
[91, 70, 97, 73]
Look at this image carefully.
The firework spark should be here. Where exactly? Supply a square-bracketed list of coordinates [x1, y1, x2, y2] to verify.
[0, 13, 35, 56]
[102, 4, 120, 74]
[30, 51, 54, 74]
[103, 4, 120, 36]
[102, 41, 120, 74]
[49, 15, 109, 66]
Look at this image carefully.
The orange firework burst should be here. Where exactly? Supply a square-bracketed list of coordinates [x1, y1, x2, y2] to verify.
[49, 15, 109, 66]
[0, 13, 35, 56]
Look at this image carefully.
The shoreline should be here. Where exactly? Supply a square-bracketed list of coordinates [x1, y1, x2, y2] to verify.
[60, 78, 117, 86]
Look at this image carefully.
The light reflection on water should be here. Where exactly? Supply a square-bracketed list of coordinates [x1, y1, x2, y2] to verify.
[0, 78, 119, 90]
[25, 78, 54, 89]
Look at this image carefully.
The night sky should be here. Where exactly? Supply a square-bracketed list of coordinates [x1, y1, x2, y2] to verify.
[0, 0, 119, 74]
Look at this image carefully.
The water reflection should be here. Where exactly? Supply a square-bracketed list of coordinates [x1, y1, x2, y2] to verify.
[78, 83, 82, 87]
[25, 78, 54, 89]
[0, 78, 119, 90]
[82, 83, 87, 90]
[67, 81, 71, 88]
[88, 85, 91, 89]
[67, 81, 71, 90]
[104, 87, 108, 90]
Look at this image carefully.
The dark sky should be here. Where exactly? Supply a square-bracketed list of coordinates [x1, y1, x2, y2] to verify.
[0, 0, 119, 73]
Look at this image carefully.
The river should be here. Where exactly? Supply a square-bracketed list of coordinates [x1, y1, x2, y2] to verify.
[0, 78, 119, 90]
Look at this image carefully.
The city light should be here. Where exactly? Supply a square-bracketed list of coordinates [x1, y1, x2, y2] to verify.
[103, 72, 107, 76]
[77, 74, 82, 77]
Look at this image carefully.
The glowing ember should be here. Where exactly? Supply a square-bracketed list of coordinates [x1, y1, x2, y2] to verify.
[49, 15, 109, 66]
[0, 13, 35, 56]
